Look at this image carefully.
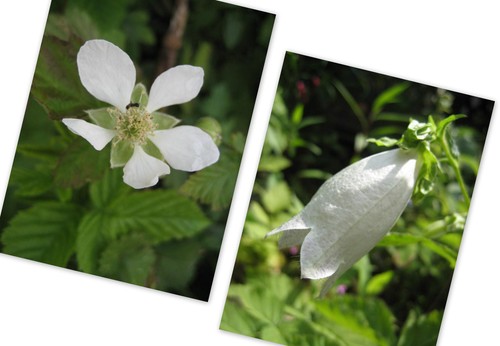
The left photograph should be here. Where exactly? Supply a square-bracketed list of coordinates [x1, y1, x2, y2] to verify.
[0, 0, 275, 301]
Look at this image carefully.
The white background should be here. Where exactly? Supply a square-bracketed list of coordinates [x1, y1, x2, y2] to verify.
[0, 0, 499, 345]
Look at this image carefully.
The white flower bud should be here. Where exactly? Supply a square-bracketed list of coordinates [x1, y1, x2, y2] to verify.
[267, 148, 420, 296]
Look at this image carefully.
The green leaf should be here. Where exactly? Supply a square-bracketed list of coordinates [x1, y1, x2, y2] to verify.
[223, 13, 244, 49]
[89, 169, 130, 208]
[106, 190, 210, 241]
[83, 172, 210, 272]
[436, 114, 467, 139]
[54, 137, 110, 188]
[365, 271, 394, 296]
[332, 79, 367, 130]
[262, 181, 292, 214]
[180, 150, 240, 210]
[258, 155, 291, 172]
[32, 14, 103, 120]
[228, 284, 285, 325]
[76, 211, 109, 273]
[155, 239, 204, 291]
[420, 238, 457, 267]
[2, 202, 82, 266]
[371, 83, 409, 117]
[397, 310, 442, 346]
[67, 0, 133, 33]
[315, 295, 396, 346]
[378, 233, 423, 247]
[10, 166, 53, 197]
[291, 104, 304, 124]
[220, 300, 260, 337]
[98, 233, 155, 286]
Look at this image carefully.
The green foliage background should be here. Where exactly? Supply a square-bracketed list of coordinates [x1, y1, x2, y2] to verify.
[0, 0, 274, 301]
[220, 53, 494, 344]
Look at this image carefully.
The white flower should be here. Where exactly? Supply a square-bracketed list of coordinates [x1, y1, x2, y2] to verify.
[266, 148, 420, 296]
[61, 39, 219, 189]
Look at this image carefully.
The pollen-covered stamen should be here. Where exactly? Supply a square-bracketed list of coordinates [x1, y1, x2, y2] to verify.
[109, 106, 157, 145]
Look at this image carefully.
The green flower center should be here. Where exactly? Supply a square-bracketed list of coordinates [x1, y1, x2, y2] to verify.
[110, 105, 157, 145]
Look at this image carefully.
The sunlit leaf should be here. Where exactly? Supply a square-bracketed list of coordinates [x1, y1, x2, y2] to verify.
[366, 271, 394, 296]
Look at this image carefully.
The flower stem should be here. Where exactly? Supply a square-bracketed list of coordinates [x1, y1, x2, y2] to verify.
[439, 132, 471, 208]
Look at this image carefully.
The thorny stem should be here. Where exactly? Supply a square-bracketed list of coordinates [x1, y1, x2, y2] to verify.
[440, 129, 471, 208]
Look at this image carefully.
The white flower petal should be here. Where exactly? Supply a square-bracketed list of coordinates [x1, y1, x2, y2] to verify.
[77, 40, 136, 112]
[62, 118, 116, 151]
[149, 126, 219, 172]
[266, 214, 311, 249]
[297, 149, 420, 280]
[123, 146, 171, 189]
[146, 65, 204, 113]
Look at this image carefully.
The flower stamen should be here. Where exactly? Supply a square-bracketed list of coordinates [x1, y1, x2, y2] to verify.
[110, 107, 157, 145]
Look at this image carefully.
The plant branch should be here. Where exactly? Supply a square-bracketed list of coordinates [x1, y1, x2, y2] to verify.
[156, 0, 189, 75]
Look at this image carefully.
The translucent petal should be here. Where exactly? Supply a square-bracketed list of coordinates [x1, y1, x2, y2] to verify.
[77, 39, 136, 112]
[123, 146, 171, 189]
[146, 65, 204, 113]
[149, 126, 219, 172]
[298, 149, 420, 280]
[62, 118, 116, 151]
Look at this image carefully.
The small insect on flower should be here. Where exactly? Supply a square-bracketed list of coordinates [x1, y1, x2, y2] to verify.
[266, 148, 421, 297]
[61, 39, 220, 189]
[126, 103, 140, 109]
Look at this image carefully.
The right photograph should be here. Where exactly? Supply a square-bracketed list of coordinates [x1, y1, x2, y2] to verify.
[220, 52, 494, 345]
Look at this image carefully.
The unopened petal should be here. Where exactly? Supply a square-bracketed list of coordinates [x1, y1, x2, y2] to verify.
[62, 118, 116, 151]
[123, 146, 171, 189]
[146, 65, 203, 113]
[77, 40, 136, 112]
[297, 149, 419, 280]
[149, 126, 219, 172]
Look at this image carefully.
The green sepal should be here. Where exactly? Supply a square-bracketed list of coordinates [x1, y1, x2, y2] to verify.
[413, 143, 440, 202]
[368, 114, 466, 202]
[86, 108, 116, 129]
[111, 140, 134, 168]
[130, 83, 149, 109]
[399, 118, 436, 150]
[142, 138, 164, 161]
[152, 112, 180, 130]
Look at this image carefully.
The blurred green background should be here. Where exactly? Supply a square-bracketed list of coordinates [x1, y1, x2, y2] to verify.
[220, 52, 494, 345]
[0, 0, 274, 301]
